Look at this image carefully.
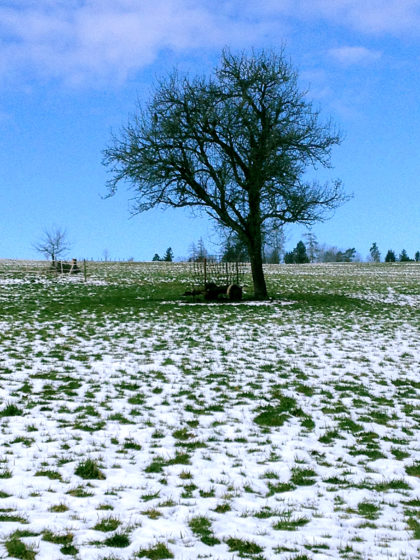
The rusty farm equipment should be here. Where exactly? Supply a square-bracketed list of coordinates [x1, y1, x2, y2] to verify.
[51, 258, 81, 274]
[184, 258, 247, 301]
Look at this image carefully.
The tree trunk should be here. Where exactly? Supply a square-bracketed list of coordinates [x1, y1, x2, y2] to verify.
[249, 247, 268, 299]
[246, 191, 268, 299]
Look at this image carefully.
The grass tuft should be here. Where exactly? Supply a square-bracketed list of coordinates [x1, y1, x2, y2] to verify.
[189, 515, 220, 545]
[5, 536, 36, 560]
[93, 516, 121, 532]
[0, 403, 24, 417]
[225, 537, 263, 555]
[136, 542, 174, 559]
[74, 458, 106, 480]
[104, 532, 130, 548]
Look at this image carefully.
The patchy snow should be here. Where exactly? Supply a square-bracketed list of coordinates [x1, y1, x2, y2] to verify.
[0, 261, 419, 559]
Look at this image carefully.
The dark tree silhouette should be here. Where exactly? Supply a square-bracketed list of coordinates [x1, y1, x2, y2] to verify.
[104, 49, 348, 298]
[385, 249, 396, 262]
[399, 249, 410, 262]
[369, 242, 381, 262]
[163, 247, 174, 262]
[284, 240, 310, 263]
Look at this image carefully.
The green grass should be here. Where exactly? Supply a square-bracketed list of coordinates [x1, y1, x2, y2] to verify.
[93, 517, 121, 532]
[406, 517, 420, 540]
[48, 503, 69, 512]
[74, 459, 106, 480]
[34, 469, 62, 480]
[5, 537, 36, 560]
[136, 542, 174, 559]
[0, 468, 13, 479]
[0, 513, 28, 523]
[66, 485, 94, 497]
[405, 462, 420, 477]
[0, 403, 24, 417]
[290, 467, 317, 486]
[103, 532, 130, 548]
[188, 515, 220, 545]
[253, 406, 288, 427]
[266, 481, 295, 495]
[357, 502, 381, 520]
[42, 530, 74, 545]
[272, 514, 310, 531]
[225, 537, 263, 555]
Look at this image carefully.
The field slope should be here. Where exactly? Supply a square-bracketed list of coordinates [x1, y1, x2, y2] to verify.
[0, 261, 419, 560]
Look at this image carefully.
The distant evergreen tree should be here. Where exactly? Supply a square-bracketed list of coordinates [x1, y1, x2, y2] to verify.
[343, 248, 356, 262]
[385, 249, 396, 262]
[415, 251, 420, 262]
[399, 249, 410, 262]
[284, 251, 295, 264]
[336, 248, 356, 262]
[295, 241, 309, 263]
[152, 253, 161, 261]
[163, 247, 174, 262]
[222, 234, 249, 262]
[315, 244, 357, 262]
[369, 242, 381, 262]
[284, 241, 309, 263]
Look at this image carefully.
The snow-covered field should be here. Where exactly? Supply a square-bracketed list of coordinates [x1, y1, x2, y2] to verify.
[0, 261, 419, 560]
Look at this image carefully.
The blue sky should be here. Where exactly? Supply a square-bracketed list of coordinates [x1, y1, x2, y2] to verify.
[1, 0, 419, 262]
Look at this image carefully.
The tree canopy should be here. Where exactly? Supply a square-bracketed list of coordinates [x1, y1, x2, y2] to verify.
[104, 49, 348, 298]
[369, 242, 381, 262]
[385, 249, 396, 262]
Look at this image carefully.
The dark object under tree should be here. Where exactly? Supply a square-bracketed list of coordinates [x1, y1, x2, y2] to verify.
[104, 49, 348, 299]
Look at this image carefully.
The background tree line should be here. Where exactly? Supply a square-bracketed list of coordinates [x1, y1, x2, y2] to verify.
[33, 226, 419, 264]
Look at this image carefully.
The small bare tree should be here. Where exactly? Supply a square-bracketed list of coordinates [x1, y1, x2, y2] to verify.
[34, 227, 71, 263]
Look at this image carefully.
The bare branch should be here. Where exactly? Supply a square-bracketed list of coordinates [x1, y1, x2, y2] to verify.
[33, 227, 71, 262]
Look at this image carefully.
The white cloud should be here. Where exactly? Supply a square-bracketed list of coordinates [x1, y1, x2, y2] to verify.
[0, 1, 418, 87]
[328, 46, 382, 65]
[0, 0, 281, 87]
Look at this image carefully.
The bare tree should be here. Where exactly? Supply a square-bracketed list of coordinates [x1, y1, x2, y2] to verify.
[34, 227, 71, 263]
[303, 231, 319, 263]
[104, 49, 348, 298]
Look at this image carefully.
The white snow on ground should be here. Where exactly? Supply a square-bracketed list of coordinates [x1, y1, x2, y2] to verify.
[0, 262, 419, 559]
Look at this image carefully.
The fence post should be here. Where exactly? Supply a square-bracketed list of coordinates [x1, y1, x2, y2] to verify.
[83, 259, 87, 282]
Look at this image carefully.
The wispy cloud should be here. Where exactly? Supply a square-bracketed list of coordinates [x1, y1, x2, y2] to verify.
[258, 0, 420, 35]
[317, 0, 420, 35]
[328, 46, 382, 65]
[0, 0, 280, 87]
[0, 1, 418, 87]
